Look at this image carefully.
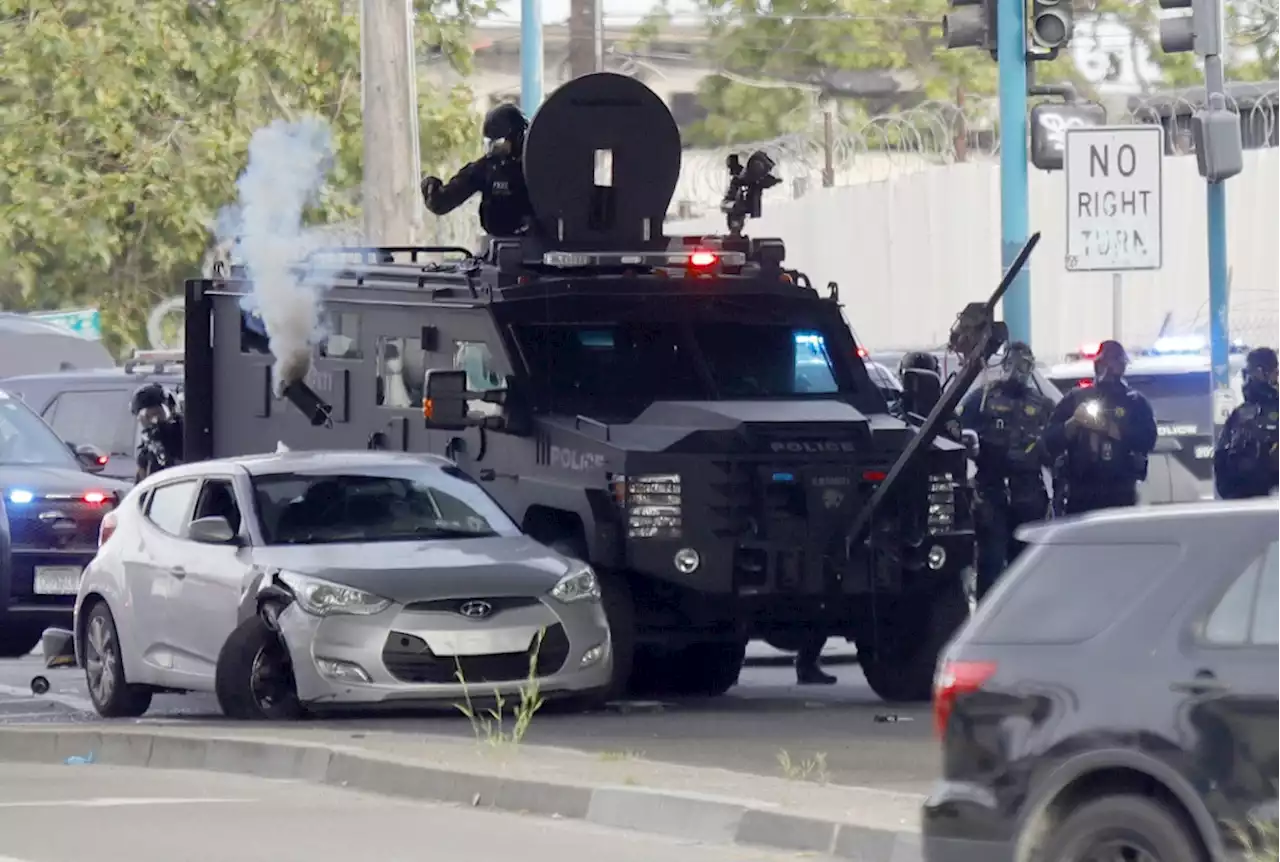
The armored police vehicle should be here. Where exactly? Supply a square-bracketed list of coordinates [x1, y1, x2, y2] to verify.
[182, 73, 1023, 702]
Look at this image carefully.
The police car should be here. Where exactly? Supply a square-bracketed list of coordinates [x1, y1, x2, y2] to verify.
[1047, 336, 1247, 503]
[2, 350, 184, 483]
[870, 346, 1201, 506]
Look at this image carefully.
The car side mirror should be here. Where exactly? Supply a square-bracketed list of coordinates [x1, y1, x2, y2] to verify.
[422, 369, 475, 430]
[72, 443, 109, 474]
[901, 368, 943, 419]
[188, 516, 239, 545]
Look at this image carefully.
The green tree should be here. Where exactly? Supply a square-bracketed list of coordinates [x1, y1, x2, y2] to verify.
[0, 0, 488, 353]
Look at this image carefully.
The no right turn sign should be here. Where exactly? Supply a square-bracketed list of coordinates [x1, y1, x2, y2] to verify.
[1064, 125, 1164, 272]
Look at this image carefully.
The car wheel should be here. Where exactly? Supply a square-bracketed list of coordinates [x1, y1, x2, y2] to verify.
[1040, 794, 1202, 862]
[82, 602, 153, 718]
[214, 615, 303, 721]
[0, 622, 45, 659]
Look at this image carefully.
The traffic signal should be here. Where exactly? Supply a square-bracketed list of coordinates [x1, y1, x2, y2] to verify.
[1030, 0, 1074, 50]
[1158, 0, 1223, 56]
[943, 0, 997, 53]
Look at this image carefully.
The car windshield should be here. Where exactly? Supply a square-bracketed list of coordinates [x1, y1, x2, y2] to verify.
[1126, 372, 1213, 432]
[0, 391, 80, 468]
[250, 466, 521, 545]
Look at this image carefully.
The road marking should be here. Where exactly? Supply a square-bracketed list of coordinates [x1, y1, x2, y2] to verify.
[0, 684, 95, 714]
[0, 798, 253, 809]
[0, 854, 37, 862]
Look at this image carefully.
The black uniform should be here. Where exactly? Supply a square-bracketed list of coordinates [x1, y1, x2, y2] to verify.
[959, 371, 1051, 597]
[1214, 348, 1279, 499]
[1042, 342, 1157, 515]
[421, 103, 534, 239]
[131, 383, 184, 483]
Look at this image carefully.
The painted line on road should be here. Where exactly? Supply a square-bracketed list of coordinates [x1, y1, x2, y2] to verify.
[0, 797, 254, 809]
[0, 685, 95, 714]
[0, 854, 37, 862]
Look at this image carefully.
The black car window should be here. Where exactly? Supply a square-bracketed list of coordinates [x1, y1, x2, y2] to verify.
[0, 392, 80, 468]
[145, 480, 199, 536]
[972, 543, 1182, 645]
[250, 466, 522, 545]
[1204, 542, 1279, 647]
[191, 479, 243, 536]
[43, 389, 133, 456]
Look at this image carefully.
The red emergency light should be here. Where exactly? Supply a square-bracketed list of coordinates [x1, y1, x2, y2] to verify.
[855, 346, 869, 358]
[82, 491, 107, 504]
[1077, 378, 1093, 389]
[1078, 342, 1101, 359]
[688, 249, 718, 268]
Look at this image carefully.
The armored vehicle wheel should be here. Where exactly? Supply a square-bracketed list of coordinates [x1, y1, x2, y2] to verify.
[763, 633, 808, 654]
[857, 579, 969, 703]
[0, 622, 44, 659]
[666, 640, 747, 697]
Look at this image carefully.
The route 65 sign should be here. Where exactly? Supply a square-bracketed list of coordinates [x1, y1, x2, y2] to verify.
[1031, 102, 1107, 171]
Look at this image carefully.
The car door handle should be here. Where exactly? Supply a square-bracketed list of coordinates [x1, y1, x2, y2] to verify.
[171, 566, 187, 579]
[1171, 672, 1229, 695]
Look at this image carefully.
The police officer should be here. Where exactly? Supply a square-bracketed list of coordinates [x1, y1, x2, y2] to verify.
[1042, 340, 1158, 515]
[1214, 347, 1279, 499]
[421, 103, 534, 238]
[131, 383, 184, 483]
[958, 342, 1051, 598]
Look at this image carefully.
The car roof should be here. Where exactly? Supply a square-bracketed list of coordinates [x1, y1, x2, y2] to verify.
[1019, 498, 1278, 545]
[1047, 353, 1248, 380]
[2, 368, 182, 386]
[143, 450, 457, 483]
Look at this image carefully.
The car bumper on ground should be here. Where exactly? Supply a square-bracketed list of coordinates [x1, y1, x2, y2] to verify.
[921, 781, 1017, 862]
[276, 597, 613, 706]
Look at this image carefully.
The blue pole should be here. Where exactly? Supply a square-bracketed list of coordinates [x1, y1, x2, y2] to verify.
[520, 0, 543, 117]
[996, 0, 1031, 346]
[1207, 179, 1231, 437]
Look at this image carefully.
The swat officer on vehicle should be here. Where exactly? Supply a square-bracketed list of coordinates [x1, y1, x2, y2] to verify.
[958, 342, 1051, 598]
[1215, 347, 1279, 499]
[1042, 340, 1158, 515]
[421, 103, 534, 238]
[132, 383, 184, 483]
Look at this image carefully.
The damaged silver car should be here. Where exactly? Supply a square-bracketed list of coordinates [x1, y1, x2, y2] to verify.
[59, 451, 613, 719]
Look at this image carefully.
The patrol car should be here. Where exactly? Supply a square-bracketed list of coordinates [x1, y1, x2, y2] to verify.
[177, 72, 1030, 703]
[2, 350, 184, 483]
[1047, 336, 1247, 502]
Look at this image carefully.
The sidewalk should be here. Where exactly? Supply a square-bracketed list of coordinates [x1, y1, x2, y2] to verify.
[0, 723, 924, 861]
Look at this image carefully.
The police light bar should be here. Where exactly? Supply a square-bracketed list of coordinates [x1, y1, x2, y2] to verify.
[1078, 342, 1101, 359]
[541, 249, 747, 269]
[1151, 335, 1206, 354]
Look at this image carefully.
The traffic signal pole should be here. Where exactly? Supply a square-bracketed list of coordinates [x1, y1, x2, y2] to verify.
[996, 0, 1032, 347]
[520, 0, 544, 115]
[1204, 54, 1232, 443]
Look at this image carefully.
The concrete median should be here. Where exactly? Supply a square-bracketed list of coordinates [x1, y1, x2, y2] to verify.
[0, 724, 923, 860]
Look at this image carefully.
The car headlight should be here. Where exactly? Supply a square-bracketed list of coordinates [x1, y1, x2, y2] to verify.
[550, 565, 601, 603]
[278, 572, 393, 617]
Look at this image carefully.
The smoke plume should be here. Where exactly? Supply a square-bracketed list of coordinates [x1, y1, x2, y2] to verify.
[215, 117, 335, 397]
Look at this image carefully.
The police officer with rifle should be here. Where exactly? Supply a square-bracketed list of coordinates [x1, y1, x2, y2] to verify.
[1042, 340, 1158, 515]
[958, 342, 1051, 598]
[1214, 346, 1279, 499]
[131, 383, 184, 483]
[421, 103, 535, 238]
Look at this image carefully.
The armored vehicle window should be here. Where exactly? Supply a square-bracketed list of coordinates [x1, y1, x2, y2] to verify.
[43, 389, 133, 456]
[320, 311, 362, 359]
[250, 466, 521, 545]
[693, 323, 839, 397]
[454, 342, 504, 392]
[375, 337, 423, 408]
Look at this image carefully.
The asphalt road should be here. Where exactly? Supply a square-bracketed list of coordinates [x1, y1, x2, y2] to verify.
[0, 642, 937, 794]
[0, 762, 835, 862]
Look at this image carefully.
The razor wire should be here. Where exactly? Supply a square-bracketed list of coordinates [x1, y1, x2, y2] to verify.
[673, 99, 1002, 215]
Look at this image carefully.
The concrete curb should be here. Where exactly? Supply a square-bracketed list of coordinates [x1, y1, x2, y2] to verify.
[0, 726, 920, 861]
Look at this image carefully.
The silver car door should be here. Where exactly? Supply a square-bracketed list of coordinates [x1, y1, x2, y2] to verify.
[128, 478, 200, 683]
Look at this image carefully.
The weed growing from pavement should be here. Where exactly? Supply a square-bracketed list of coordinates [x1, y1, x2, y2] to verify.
[454, 627, 546, 748]
[1235, 814, 1279, 862]
[598, 750, 645, 762]
[776, 749, 829, 784]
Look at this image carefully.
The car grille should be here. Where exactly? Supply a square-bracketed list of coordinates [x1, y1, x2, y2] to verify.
[381, 623, 571, 684]
[6, 498, 108, 551]
[707, 460, 884, 541]
[402, 596, 541, 615]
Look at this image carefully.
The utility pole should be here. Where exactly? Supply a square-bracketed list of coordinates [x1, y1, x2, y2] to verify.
[995, 0, 1031, 346]
[361, 0, 423, 246]
[568, 0, 601, 78]
[521, 0, 544, 115]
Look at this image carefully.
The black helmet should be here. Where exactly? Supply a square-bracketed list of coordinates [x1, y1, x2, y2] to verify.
[1245, 347, 1279, 389]
[899, 351, 940, 380]
[1094, 340, 1129, 382]
[131, 383, 171, 416]
[483, 103, 528, 145]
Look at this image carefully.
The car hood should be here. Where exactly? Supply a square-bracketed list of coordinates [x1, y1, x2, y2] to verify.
[249, 535, 575, 602]
[0, 465, 131, 496]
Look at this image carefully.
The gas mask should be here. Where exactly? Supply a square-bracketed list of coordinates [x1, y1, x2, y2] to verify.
[485, 137, 515, 159]
[1002, 349, 1035, 386]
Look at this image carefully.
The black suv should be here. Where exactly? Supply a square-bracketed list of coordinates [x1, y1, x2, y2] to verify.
[924, 498, 1278, 862]
[2, 351, 183, 483]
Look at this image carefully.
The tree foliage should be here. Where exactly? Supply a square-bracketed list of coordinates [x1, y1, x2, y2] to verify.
[0, 0, 488, 352]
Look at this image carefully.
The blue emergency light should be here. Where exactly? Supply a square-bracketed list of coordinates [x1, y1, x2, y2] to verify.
[7, 489, 34, 504]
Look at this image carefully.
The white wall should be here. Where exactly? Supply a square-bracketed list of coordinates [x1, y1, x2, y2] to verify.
[668, 149, 1279, 360]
